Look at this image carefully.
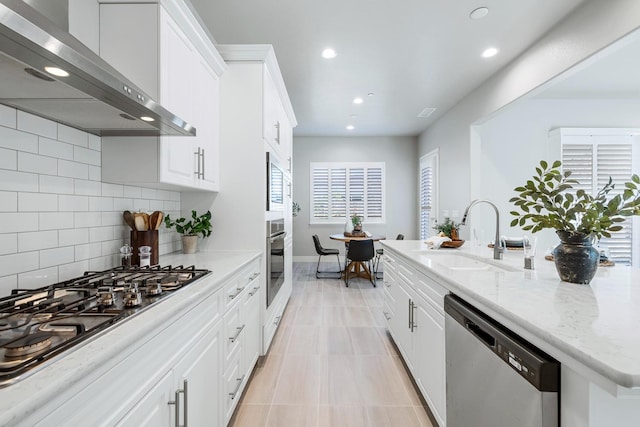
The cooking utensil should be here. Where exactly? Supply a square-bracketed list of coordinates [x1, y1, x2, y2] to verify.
[155, 211, 164, 230]
[123, 211, 136, 230]
[134, 213, 147, 231]
[149, 211, 164, 230]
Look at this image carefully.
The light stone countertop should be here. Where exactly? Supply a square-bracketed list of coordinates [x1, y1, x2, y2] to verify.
[380, 240, 640, 390]
[0, 250, 261, 426]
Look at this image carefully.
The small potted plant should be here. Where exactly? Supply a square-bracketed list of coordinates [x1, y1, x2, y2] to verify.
[510, 160, 640, 284]
[433, 217, 461, 240]
[164, 210, 212, 254]
[351, 214, 363, 233]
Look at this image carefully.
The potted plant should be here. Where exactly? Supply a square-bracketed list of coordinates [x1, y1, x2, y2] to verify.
[510, 160, 640, 284]
[164, 210, 212, 254]
[351, 214, 363, 232]
[433, 217, 461, 240]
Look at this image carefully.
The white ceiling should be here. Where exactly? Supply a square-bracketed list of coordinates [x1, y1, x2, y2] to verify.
[190, 0, 585, 137]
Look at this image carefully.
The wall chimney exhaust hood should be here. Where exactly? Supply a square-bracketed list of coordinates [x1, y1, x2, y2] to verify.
[0, 0, 196, 137]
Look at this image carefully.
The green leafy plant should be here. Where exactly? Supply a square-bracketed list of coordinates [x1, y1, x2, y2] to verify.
[510, 160, 640, 240]
[292, 202, 301, 217]
[433, 217, 461, 238]
[351, 214, 362, 227]
[164, 210, 212, 238]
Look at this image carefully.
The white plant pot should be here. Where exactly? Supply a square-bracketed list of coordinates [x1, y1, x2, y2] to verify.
[182, 235, 198, 254]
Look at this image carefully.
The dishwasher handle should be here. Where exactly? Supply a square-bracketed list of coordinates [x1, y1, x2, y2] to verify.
[465, 319, 495, 348]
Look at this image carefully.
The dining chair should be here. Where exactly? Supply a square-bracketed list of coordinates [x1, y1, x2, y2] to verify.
[344, 239, 376, 287]
[374, 234, 404, 279]
[312, 235, 342, 278]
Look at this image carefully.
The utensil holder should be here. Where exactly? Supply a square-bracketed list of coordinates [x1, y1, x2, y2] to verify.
[130, 230, 158, 266]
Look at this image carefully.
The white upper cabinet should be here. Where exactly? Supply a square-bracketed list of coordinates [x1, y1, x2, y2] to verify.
[99, 1, 225, 192]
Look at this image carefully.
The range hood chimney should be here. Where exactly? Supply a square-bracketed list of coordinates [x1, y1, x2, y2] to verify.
[0, 0, 196, 137]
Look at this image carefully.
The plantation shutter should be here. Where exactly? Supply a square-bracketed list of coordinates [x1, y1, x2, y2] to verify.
[420, 151, 438, 240]
[561, 137, 634, 265]
[310, 162, 385, 224]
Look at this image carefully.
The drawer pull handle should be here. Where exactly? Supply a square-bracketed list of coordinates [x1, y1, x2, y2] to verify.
[228, 287, 245, 300]
[229, 324, 246, 343]
[274, 315, 282, 325]
[249, 286, 260, 297]
[229, 374, 246, 399]
[248, 272, 260, 283]
[383, 311, 391, 321]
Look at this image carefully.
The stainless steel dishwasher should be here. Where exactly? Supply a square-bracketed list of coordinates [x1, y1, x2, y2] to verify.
[444, 294, 560, 427]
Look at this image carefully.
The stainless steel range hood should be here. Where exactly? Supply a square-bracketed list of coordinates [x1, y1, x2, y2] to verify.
[0, 0, 196, 137]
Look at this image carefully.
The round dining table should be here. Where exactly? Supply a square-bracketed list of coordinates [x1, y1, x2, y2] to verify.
[329, 234, 386, 281]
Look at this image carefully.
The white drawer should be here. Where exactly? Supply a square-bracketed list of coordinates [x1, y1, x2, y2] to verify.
[223, 350, 244, 422]
[414, 272, 447, 314]
[223, 303, 243, 361]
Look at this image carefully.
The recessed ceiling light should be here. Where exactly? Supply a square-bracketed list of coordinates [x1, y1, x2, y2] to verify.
[470, 7, 489, 20]
[346, 125, 355, 130]
[482, 47, 499, 58]
[350, 114, 358, 118]
[140, 116, 155, 122]
[367, 93, 375, 97]
[44, 66, 69, 77]
[353, 97, 363, 104]
[321, 48, 336, 59]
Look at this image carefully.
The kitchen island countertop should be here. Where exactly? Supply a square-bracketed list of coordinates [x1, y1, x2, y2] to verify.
[380, 240, 640, 390]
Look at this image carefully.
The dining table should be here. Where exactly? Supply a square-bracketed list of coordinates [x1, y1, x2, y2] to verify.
[329, 233, 386, 281]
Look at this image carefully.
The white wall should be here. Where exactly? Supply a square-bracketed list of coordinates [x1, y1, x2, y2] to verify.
[418, 0, 640, 243]
[0, 106, 181, 296]
[292, 135, 418, 258]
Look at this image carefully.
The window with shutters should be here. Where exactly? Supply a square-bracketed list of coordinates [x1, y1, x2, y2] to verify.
[561, 132, 640, 266]
[310, 162, 385, 224]
[420, 150, 439, 240]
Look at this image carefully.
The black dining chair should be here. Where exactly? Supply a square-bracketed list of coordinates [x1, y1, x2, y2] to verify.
[312, 235, 342, 278]
[374, 234, 404, 279]
[344, 239, 376, 287]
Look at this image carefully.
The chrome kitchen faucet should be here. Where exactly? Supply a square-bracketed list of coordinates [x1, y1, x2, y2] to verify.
[461, 199, 504, 260]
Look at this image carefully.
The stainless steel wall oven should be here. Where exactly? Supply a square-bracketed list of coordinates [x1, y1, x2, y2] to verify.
[266, 152, 284, 212]
[266, 219, 285, 307]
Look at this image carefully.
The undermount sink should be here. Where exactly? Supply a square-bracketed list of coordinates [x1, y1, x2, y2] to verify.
[417, 252, 519, 273]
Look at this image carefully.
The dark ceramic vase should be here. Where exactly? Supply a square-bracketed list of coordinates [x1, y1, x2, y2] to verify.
[553, 230, 599, 284]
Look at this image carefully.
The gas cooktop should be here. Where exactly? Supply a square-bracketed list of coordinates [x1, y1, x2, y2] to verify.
[0, 265, 210, 387]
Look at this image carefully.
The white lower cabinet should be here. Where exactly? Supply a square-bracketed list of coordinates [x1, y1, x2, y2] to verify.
[383, 251, 446, 427]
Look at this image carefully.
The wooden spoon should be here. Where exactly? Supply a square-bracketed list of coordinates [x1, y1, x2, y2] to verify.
[154, 211, 164, 230]
[123, 210, 136, 230]
[134, 212, 147, 231]
[149, 211, 162, 231]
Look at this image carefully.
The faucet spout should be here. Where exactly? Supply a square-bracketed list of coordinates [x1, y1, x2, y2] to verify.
[461, 199, 503, 260]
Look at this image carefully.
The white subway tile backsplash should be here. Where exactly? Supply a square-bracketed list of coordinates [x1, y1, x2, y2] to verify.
[0, 274, 17, 296]
[39, 137, 74, 160]
[58, 124, 88, 147]
[58, 159, 89, 179]
[102, 211, 123, 226]
[102, 183, 124, 197]
[0, 234, 17, 255]
[88, 165, 101, 181]
[18, 267, 58, 289]
[40, 175, 74, 194]
[123, 186, 141, 198]
[89, 196, 113, 212]
[59, 195, 89, 212]
[74, 146, 101, 166]
[0, 170, 38, 192]
[18, 230, 58, 252]
[75, 242, 101, 261]
[17, 112, 57, 138]
[18, 192, 57, 212]
[74, 179, 101, 196]
[130, 199, 150, 212]
[0, 105, 16, 128]
[0, 126, 38, 153]
[40, 247, 74, 269]
[0, 252, 39, 276]
[158, 189, 180, 201]
[39, 212, 74, 230]
[113, 198, 133, 211]
[89, 255, 114, 271]
[0, 191, 17, 212]
[164, 200, 180, 211]
[90, 226, 114, 242]
[149, 200, 164, 211]
[141, 188, 157, 199]
[74, 212, 102, 228]
[59, 228, 89, 247]
[18, 152, 57, 175]
[59, 260, 89, 282]
[0, 147, 17, 170]
[0, 213, 38, 233]
[101, 239, 123, 257]
[88, 134, 101, 151]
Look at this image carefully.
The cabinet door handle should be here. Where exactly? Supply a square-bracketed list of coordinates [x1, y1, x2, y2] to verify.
[229, 324, 246, 343]
[410, 301, 417, 332]
[228, 287, 245, 300]
[229, 374, 246, 399]
[383, 311, 391, 321]
[274, 315, 282, 325]
[200, 148, 205, 180]
[249, 286, 260, 297]
[168, 379, 187, 427]
[408, 300, 412, 330]
[274, 121, 280, 143]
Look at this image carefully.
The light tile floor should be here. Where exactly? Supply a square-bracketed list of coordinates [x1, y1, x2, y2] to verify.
[229, 262, 434, 427]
